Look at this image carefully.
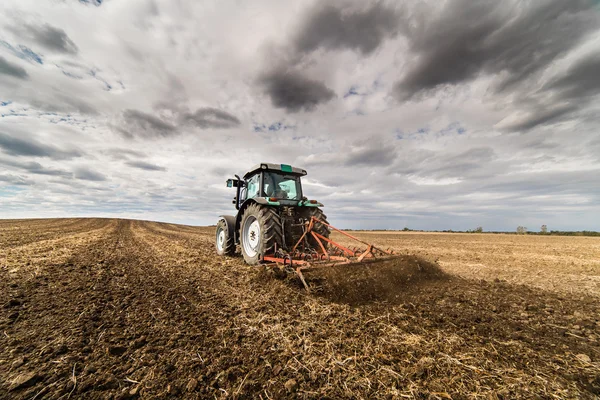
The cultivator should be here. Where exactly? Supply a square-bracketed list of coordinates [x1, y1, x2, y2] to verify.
[262, 216, 396, 291]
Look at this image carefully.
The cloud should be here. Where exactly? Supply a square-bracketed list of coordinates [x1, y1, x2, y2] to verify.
[23, 23, 79, 54]
[125, 160, 167, 171]
[0, 132, 83, 159]
[0, 56, 28, 79]
[119, 109, 177, 139]
[74, 167, 107, 181]
[0, 173, 33, 186]
[496, 104, 578, 132]
[29, 94, 98, 115]
[180, 107, 240, 129]
[393, 0, 599, 100]
[294, 3, 400, 56]
[117, 106, 241, 138]
[421, 147, 497, 179]
[0, 158, 72, 178]
[544, 53, 600, 100]
[344, 140, 397, 167]
[102, 148, 147, 160]
[259, 68, 335, 112]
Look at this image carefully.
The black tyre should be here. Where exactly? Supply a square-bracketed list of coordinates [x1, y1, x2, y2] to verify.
[240, 204, 283, 265]
[304, 207, 330, 250]
[215, 219, 235, 256]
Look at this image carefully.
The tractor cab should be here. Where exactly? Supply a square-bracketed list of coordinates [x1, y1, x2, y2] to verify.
[227, 163, 310, 209]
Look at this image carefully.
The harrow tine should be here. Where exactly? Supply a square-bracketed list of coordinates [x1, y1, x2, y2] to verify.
[296, 267, 311, 292]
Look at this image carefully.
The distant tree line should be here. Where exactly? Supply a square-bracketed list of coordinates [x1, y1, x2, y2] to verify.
[341, 226, 599, 236]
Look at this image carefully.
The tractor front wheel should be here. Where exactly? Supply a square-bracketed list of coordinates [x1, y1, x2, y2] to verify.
[240, 204, 283, 265]
[215, 219, 235, 256]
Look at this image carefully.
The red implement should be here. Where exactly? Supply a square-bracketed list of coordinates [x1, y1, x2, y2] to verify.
[261, 217, 396, 291]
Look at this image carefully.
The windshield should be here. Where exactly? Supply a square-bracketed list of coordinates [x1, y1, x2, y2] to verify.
[263, 172, 302, 200]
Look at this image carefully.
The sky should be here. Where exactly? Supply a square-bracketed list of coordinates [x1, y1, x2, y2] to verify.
[1, 0, 599, 231]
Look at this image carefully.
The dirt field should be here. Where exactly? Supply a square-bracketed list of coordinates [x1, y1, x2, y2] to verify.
[1, 219, 599, 399]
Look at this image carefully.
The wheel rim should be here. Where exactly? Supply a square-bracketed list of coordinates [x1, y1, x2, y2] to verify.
[242, 216, 260, 258]
[216, 226, 225, 252]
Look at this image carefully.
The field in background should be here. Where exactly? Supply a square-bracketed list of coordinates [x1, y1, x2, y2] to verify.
[1, 218, 599, 398]
[333, 231, 600, 296]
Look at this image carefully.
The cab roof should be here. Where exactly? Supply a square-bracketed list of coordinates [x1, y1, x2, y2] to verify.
[243, 163, 307, 179]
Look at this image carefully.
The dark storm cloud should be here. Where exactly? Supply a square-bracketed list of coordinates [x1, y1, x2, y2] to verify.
[294, 3, 400, 56]
[393, 0, 599, 100]
[74, 167, 107, 182]
[0, 56, 28, 79]
[0, 158, 72, 178]
[119, 109, 177, 139]
[25, 24, 79, 54]
[0, 132, 83, 159]
[179, 107, 240, 129]
[125, 160, 166, 171]
[260, 68, 335, 112]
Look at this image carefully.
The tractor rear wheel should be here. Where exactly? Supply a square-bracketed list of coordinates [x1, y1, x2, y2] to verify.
[240, 203, 283, 265]
[215, 219, 235, 256]
[304, 208, 330, 250]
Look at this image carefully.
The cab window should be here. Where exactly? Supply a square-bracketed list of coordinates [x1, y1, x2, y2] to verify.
[263, 172, 301, 200]
[245, 174, 260, 199]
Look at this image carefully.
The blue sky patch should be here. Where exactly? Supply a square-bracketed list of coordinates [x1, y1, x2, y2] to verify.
[1, 41, 43, 64]
[0, 185, 27, 197]
[254, 122, 293, 133]
[19, 46, 43, 64]
[343, 86, 360, 98]
[79, 0, 103, 6]
[268, 122, 282, 131]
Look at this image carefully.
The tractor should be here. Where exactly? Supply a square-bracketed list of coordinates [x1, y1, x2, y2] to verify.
[215, 163, 395, 290]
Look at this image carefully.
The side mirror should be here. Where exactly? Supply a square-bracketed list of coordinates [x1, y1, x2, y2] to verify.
[227, 178, 246, 188]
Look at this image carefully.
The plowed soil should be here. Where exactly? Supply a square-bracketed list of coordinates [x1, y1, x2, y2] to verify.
[1, 219, 599, 399]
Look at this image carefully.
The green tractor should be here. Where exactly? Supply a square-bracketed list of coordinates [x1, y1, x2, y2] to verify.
[215, 163, 330, 265]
